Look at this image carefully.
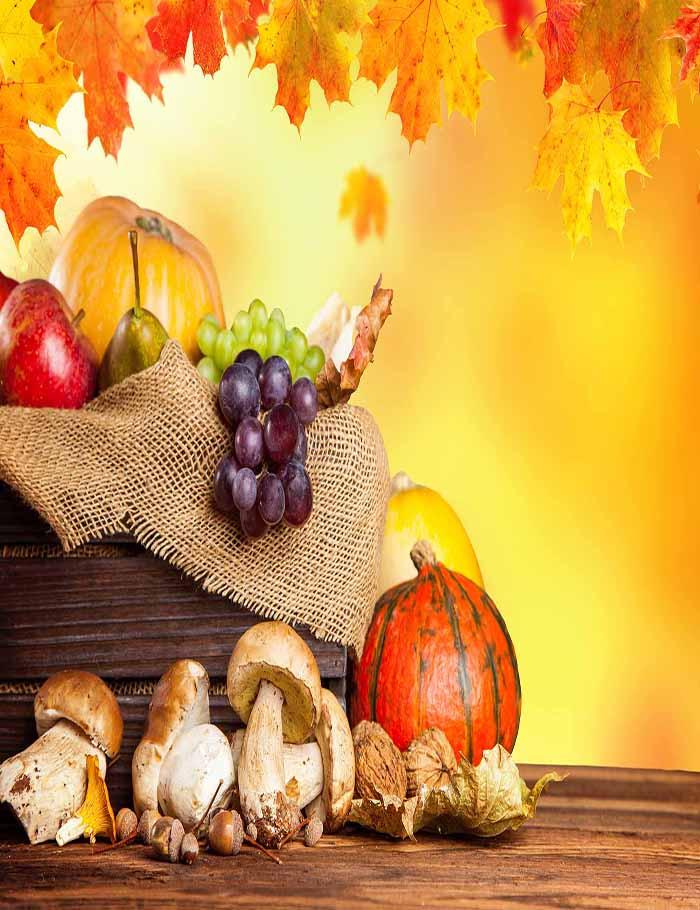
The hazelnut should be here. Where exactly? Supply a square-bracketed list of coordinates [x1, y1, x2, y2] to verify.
[209, 809, 244, 856]
[304, 816, 323, 847]
[115, 808, 138, 842]
[137, 808, 161, 845]
[151, 816, 185, 863]
[352, 721, 407, 799]
[180, 832, 199, 865]
[246, 822, 257, 842]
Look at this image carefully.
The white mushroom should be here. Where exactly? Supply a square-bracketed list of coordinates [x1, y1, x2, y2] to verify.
[132, 659, 210, 817]
[0, 670, 123, 844]
[227, 622, 321, 848]
[229, 729, 323, 810]
[305, 688, 355, 832]
[158, 723, 234, 830]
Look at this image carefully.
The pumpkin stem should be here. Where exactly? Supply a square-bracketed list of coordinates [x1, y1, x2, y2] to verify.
[410, 539, 437, 572]
[128, 229, 142, 320]
[391, 471, 417, 495]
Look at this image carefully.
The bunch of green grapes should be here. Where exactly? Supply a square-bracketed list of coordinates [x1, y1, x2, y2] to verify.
[196, 299, 325, 386]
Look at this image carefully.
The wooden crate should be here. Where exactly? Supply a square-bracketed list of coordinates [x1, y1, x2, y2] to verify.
[0, 482, 347, 810]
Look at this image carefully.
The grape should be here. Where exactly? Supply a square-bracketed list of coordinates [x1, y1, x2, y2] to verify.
[250, 328, 267, 359]
[289, 377, 317, 424]
[235, 348, 263, 377]
[240, 504, 268, 539]
[219, 363, 261, 427]
[249, 299, 268, 330]
[233, 466, 257, 511]
[266, 319, 285, 356]
[286, 328, 308, 365]
[293, 365, 313, 382]
[233, 310, 253, 343]
[214, 329, 237, 371]
[257, 472, 285, 525]
[304, 345, 325, 375]
[202, 313, 221, 327]
[234, 416, 264, 470]
[263, 404, 300, 464]
[259, 355, 292, 410]
[213, 454, 239, 512]
[197, 319, 219, 357]
[269, 307, 286, 328]
[279, 460, 313, 527]
[293, 423, 307, 464]
[197, 357, 221, 384]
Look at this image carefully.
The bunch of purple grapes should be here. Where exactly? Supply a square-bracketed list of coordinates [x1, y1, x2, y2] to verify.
[213, 349, 318, 539]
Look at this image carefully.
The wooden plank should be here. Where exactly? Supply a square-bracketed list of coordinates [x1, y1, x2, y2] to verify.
[0, 766, 698, 909]
[0, 555, 347, 678]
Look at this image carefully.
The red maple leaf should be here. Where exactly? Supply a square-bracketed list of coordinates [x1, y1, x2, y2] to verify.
[536, 0, 583, 96]
[32, 0, 168, 158]
[147, 0, 269, 75]
[496, 0, 535, 50]
[665, 3, 700, 81]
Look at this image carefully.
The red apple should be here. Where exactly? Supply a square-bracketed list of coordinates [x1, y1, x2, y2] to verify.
[0, 279, 98, 408]
[0, 270, 18, 312]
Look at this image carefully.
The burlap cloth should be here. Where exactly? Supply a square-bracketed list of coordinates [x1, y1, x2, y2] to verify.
[0, 341, 390, 655]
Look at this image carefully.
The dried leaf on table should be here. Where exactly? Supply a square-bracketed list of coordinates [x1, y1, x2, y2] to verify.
[348, 744, 565, 839]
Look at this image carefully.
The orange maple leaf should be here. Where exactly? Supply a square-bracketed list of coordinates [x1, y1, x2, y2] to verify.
[496, 0, 536, 50]
[32, 0, 169, 158]
[0, 28, 80, 244]
[252, 0, 372, 130]
[359, 0, 496, 146]
[147, 0, 268, 74]
[665, 3, 700, 81]
[536, 0, 583, 96]
[339, 166, 387, 242]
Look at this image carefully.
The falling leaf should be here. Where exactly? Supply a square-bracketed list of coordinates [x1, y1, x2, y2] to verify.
[32, 0, 169, 158]
[536, 0, 681, 164]
[252, 0, 372, 130]
[535, 0, 583, 96]
[0, 28, 81, 245]
[339, 167, 387, 242]
[496, 0, 536, 51]
[316, 277, 392, 407]
[348, 745, 564, 839]
[358, 0, 496, 145]
[532, 83, 648, 247]
[147, 0, 268, 75]
[0, 0, 44, 77]
[665, 3, 700, 82]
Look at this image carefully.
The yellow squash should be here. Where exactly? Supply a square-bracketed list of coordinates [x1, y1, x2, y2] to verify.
[380, 473, 483, 594]
[50, 196, 224, 362]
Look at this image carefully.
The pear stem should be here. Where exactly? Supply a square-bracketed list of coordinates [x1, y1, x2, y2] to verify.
[71, 309, 86, 330]
[129, 229, 142, 320]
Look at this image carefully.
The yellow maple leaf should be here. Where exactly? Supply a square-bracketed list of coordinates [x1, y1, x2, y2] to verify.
[0, 0, 44, 77]
[358, 0, 496, 145]
[339, 166, 387, 241]
[532, 82, 648, 248]
[0, 28, 81, 244]
[252, 0, 372, 129]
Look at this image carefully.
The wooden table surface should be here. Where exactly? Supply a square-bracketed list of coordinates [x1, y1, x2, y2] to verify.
[1, 764, 698, 909]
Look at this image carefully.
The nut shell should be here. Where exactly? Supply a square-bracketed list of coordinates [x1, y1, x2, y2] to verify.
[404, 728, 457, 796]
[137, 808, 161, 845]
[352, 721, 407, 799]
[304, 816, 323, 847]
[116, 808, 138, 842]
[180, 832, 199, 865]
[151, 816, 184, 863]
[209, 809, 244, 856]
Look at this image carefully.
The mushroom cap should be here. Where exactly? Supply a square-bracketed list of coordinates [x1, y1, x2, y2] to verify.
[227, 622, 321, 744]
[315, 688, 355, 832]
[34, 670, 123, 759]
[132, 659, 210, 816]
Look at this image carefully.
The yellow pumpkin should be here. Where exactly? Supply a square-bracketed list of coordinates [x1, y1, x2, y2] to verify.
[50, 196, 224, 362]
[380, 472, 483, 594]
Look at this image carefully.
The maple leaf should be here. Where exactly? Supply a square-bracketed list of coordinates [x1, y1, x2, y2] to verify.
[0, 28, 81, 244]
[316, 277, 392, 408]
[147, 0, 268, 74]
[339, 166, 387, 242]
[664, 3, 700, 82]
[358, 0, 496, 146]
[532, 82, 648, 247]
[535, 0, 583, 96]
[536, 0, 681, 164]
[0, 0, 44, 77]
[496, 0, 536, 51]
[252, 0, 371, 130]
[32, 0, 168, 158]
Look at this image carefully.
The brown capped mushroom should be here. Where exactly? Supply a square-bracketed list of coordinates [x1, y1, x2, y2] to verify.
[227, 622, 321, 848]
[305, 688, 355, 832]
[0, 670, 123, 844]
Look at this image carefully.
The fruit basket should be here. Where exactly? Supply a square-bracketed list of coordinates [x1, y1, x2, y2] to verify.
[0, 482, 348, 810]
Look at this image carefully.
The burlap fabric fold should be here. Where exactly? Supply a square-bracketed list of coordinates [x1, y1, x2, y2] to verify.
[0, 342, 390, 655]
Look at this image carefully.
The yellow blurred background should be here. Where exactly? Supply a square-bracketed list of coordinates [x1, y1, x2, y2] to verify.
[2, 31, 698, 772]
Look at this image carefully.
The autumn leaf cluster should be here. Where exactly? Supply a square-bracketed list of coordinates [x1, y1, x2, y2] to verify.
[2, 0, 700, 247]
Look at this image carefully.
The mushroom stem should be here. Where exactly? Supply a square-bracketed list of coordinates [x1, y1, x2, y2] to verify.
[237, 680, 300, 848]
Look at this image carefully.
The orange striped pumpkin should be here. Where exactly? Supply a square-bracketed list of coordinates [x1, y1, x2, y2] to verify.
[351, 540, 521, 762]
